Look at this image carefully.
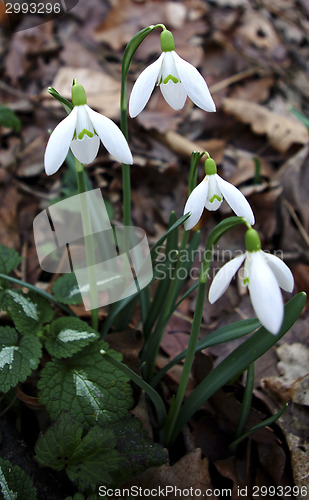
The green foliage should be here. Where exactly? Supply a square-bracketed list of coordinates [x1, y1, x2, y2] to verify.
[110, 416, 168, 483]
[38, 340, 133, 427]
[0, 246, 22, 291]
[52, 273, 83, 305]
[0, 458, 37, 500]
[35, 413, 120, 491]
[0, 326, 42, 393]
[45, 317, 99, 358]
[0, 106, 21, 132]
[3, 290, 54, 335]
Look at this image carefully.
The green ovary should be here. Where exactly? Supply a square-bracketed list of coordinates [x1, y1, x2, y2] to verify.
[243, 277, 250, 285]
[209, 194, 222, 203]
[78, 129, 94, 140]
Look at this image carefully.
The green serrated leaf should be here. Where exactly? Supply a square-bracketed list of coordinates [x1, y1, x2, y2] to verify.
[0, 326, 42, 393]
[0, 106, 22, 132]
[0, 458, 37, 500]
[0, 246, 22, 285]
[35, 413, 120, 491]
[45, 317, 99, 358]
[38, 341, 133, 427]
[3, 290, 54, 335]
[52, 273, 83, 305]
[111, 416, 168, 483]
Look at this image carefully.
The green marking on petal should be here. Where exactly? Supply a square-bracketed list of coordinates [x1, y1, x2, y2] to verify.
[243, 277, 250, 285]
[77, 129, 94, 140]
[209, 194, 222, 203]
[162, 74, 179, 84]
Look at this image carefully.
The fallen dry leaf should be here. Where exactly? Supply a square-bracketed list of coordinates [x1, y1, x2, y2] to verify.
[44, 67, 121, 119]
[223, 98, 309, 152]
[261, 343, 309, 405]
[123, 448, 216, 499]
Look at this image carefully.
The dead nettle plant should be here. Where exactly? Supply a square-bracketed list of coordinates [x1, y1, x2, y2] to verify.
[0, 24, 306, 499]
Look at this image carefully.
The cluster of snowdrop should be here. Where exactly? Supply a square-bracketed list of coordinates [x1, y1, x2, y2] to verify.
[44, 26, 293, 335]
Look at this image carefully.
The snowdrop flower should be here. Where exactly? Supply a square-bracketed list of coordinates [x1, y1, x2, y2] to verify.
[129, 29, 216, 117]
[209, 228, 294, 334]
[184, 157, 255, 230]
[44, 82, 133, 176]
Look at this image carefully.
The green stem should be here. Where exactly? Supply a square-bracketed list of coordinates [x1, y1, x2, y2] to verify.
[100, 349, 167, 430]
[164, 280, 207, 446]
[75, 159, 99, 330]
[235, 363, 254, 440]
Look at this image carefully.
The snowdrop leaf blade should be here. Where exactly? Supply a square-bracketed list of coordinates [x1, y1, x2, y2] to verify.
[248, 252, 283, 334]
[216, 176, 255, 225]
[86, 106, 133, 164]
[173, 52, 216, 112]
[70, 135, 100, 165]
[262, 252, 294, 292]
[208, 254, 245, 303]
[184, 179, 208, 230]
[44, 107, 78, 176]
[160, 81, 187, 110]
[128, 54, 164, 117]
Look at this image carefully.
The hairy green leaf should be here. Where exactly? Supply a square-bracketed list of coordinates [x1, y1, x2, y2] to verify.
[0, 245, 22, 279]
[0, 326, 42, 393]
[35, 413, 120, 491]
[3, 290, 54, 335]
[38, 341, 133, 427]
[45, 317, 99, 358]
[52, 273, 83, 305]
[0, 458, 37, 500]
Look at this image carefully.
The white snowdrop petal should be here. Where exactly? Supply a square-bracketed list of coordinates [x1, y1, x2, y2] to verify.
[172, 51, 216, 112]
[216, 175, 255, 225]
[44, 107, 78, 176]
[262, 252, 294, 292]
[86, 106, 133, 164]
[248, 252, 284, 335]
[208, 254, 246, 304]
[184, 179, 208, 230]
[128, 54, 164, 117]
[70, 135, 100, 165]
[160, 81, 187, 110]
[205, 175, 223, 211]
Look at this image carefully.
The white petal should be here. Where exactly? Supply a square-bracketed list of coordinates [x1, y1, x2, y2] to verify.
[160, 81, 187, 110]
[128, 54, 164, 118]
[70, 134, 100, 165]
[44, 107, 78, 176]
[183, 178, 208, 230]
[85, 106, 133, 164]
[205, 175, 223, 211]
[172, 51, 216, 112]
[216, 175, 255, 225]
[247, 252, 283, 335]
[208, 254, 245, 303]
[262, 252, 294, 292]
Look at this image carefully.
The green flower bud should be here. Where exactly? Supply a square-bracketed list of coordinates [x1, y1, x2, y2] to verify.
[160, 29, 175, 52]
[245, 228, 261, 253]
[71, 83, 87, 107]
[204, 158, 217, 176]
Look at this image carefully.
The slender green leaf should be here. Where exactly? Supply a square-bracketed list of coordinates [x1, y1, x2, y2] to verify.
[48, 87, 73, 113]
[170, 293, 306, 442]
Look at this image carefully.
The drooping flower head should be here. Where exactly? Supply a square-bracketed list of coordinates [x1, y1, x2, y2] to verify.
[184, 156, 255, 230]
[208, 228, 294, 334]
[129, 29, 216, 117]
[44, 82, 133, 176]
